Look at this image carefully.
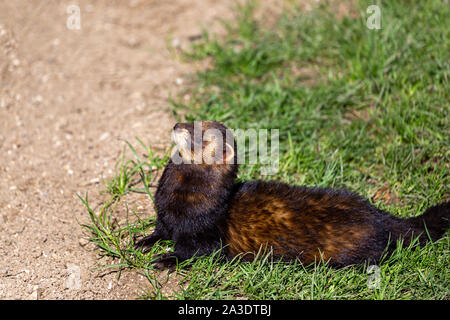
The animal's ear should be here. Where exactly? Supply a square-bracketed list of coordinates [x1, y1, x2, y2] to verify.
[223, 143, 235, 163]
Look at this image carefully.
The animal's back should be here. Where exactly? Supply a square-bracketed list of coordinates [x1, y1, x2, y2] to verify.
[225, 181, 395, 266]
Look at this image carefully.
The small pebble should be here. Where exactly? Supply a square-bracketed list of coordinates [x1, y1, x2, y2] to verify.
[171, 38, 181, 48]
[79, 238, 89, 247]
[99, 132, 110, 142]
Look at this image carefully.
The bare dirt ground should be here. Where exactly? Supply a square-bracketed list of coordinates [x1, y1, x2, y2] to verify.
[0, 0, 236, 299]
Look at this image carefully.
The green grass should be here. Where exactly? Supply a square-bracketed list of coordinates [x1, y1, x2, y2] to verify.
[80, 0, 449, 299]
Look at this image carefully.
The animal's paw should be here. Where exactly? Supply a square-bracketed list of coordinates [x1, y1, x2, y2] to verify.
[134, 233, 161, 253]
[152, 253, 178, 273]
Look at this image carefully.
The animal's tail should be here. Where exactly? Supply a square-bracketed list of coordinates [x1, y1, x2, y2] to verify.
[405, 202, 450, 243]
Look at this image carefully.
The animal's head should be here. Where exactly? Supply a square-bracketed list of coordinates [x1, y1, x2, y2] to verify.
[171, 121, 236, 165]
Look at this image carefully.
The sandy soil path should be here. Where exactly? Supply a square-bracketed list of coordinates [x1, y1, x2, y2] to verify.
[0, 0, 233, 299]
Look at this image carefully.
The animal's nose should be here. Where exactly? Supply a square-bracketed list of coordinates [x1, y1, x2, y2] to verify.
[173, 123, 181, 130]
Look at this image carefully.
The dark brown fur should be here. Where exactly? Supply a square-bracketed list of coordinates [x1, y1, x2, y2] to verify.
[135, 121, 449, 269]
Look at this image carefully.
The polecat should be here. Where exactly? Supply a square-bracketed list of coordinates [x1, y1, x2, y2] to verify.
[135, 121, 449, 269]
